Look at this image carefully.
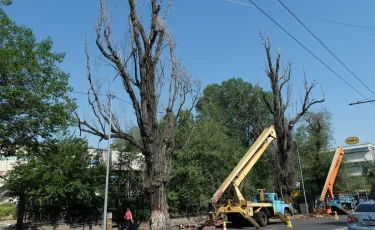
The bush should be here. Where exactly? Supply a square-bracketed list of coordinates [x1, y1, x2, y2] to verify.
[0, 203, 17, 219]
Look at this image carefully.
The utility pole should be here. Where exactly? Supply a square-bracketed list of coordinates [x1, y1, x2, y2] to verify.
[296, 145, 309, 214]
[103, 92, 114, 230]
[102, 49, 135, 230]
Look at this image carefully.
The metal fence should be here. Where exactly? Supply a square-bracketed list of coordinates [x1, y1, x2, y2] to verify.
[23, 170, 150, 226]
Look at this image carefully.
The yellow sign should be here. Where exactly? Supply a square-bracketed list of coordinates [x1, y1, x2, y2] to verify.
[345, 137, 359, 145]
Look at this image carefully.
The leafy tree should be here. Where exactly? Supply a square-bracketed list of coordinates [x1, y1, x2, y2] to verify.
[168, 114, 246, 217]
[196, 79, 275, 189]
[0, 0, 12, 6]
[5, 137, 105, 229]
[294, 109, 350, 200]
[0, 8, 76, 155]
[167, 81, 276, 217]
[196, 78, 273, 146]
[362, 162, 375, 195]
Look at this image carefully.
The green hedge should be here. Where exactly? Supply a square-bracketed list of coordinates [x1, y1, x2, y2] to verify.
[0, 203, 17, 219]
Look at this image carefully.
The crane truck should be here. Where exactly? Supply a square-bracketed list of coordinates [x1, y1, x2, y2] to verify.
[207, 126, 291, 229]
[313, 147, 352, 215]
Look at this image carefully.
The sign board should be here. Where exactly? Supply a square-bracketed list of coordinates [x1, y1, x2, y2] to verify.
[345, 137, 359, 145]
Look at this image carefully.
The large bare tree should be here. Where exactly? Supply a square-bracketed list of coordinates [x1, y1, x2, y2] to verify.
[75, 0, 200, 228]
[260, 34, 324, 203]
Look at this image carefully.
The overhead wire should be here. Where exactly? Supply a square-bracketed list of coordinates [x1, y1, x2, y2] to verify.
[226, 0, 375, 31]
[246, 0, 370, 103]
[277, 0, 375, 99]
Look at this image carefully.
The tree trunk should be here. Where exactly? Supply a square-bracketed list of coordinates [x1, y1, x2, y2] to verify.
[150, 183, 169, 229]
[145, 142, 170, 229]
[16, 195, 25, 230]
[274, 129, 295, 204]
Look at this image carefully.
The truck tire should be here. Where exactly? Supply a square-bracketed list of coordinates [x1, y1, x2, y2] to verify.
[257, 211, 268, 227]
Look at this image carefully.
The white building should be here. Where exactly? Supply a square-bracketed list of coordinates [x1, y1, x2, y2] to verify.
[88, 147, 145, 171]
[0, 156, 25, 189]
[342, 143, 375, 176]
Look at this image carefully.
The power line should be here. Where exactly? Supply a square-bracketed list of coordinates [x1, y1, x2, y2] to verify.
[226, 0, 375, 31]
[302, 15, 375, 31]
[247, 0, 369, 102]
[70, 91, 132, 105]
[277, 0, 375, 100]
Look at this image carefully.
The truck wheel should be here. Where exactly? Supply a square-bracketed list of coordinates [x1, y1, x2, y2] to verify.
[257, 211, 268, 227]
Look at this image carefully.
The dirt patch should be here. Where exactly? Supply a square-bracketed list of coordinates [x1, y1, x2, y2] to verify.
[295, 213, 333, 220]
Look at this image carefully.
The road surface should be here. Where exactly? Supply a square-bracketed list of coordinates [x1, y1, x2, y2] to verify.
[223, 215, 348, 230]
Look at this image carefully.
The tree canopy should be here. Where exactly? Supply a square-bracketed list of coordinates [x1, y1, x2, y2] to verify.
[0, 9, 76, 155]
[5, 137, 105, 227]
[168, 79, 276, 216]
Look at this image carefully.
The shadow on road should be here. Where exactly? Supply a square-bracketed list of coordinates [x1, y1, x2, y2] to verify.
[316, 221, 347, 227]
[214, 221, 281, 229]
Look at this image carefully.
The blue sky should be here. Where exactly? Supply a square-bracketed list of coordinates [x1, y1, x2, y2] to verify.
[4, 0, 375, 148]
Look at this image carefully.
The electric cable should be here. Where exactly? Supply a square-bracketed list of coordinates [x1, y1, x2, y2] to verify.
[247, 0, 370, 103]
[277, 0, 375, 99]
[227, 0, 375, 31]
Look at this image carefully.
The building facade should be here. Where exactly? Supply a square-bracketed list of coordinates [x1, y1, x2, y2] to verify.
[342, 143, 375, 176]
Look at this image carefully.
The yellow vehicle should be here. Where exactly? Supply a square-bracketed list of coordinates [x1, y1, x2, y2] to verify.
[207, 126, 289, 229]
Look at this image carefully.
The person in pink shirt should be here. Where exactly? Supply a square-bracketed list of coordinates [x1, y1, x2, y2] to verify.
[124, 208, 133, 230]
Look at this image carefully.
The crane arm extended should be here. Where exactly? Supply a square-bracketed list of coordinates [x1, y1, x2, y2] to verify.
[319, 147, 345, 201]
[208, 126, 277, 205]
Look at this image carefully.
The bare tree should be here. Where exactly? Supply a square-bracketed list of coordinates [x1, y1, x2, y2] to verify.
[75, 0, 200, 228]
[260, 34, 324, 203]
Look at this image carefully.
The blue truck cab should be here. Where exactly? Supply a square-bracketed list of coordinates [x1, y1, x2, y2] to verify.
[333, 192, 354, 210]
[252, 192, 292, 216]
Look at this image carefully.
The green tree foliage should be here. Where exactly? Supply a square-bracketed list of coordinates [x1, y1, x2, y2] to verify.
[362, 161, 375, 194]
[168, 114, 246, 217]
[5, 137, 105, 226]
[0, 9, 76, 155]
[196, 79, 275, 190]
[168, 79, 275, 217]
[196, 78, 273, 146]
[295, 109, 348, 196]
[0, 0, 12, 6]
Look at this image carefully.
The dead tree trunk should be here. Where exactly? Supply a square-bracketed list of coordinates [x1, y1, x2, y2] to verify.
[260, 34, 324, 203]
[75, 1, 200, 229]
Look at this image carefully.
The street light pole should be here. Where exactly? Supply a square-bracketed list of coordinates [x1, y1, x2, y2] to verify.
[101, 48, 136, 230]
[296, 145, 309, 214]
[103, 91, 114, 230]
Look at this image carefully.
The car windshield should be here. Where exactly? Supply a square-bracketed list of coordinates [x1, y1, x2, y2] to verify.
[355, 203, 375, 212]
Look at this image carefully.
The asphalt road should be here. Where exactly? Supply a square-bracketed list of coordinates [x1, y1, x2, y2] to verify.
[224, 215, 348, 230]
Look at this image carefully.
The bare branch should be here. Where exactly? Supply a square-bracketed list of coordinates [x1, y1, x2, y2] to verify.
[289, 74, 325, 127]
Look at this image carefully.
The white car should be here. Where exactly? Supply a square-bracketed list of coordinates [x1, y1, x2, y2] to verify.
[347, 202, 375, 230]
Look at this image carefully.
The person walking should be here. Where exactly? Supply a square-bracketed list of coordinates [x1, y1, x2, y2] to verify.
[124, 208, 133, 230]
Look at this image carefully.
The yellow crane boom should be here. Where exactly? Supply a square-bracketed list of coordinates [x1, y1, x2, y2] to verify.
[209, 126, 277, 206]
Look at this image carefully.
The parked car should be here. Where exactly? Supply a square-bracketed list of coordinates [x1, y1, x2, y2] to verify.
[347, 202, 375, 230]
